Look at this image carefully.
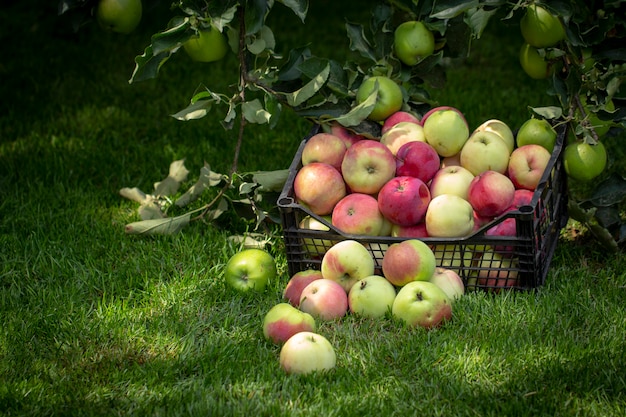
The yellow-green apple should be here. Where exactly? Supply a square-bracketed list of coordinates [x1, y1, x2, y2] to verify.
[381, 111, 421, 135]
[390, 222, 429, 238]
[422, 107, 469, 157]
[356, 76, 403, 122]
[328, 122, 365, 148]
[520, 4, 565, 48]
[468, 170, 516, 217]
[299, 215, 333, 256]
[279, 331, 336, 374]
[379, 217, 394, 236]
[348, 275, 397, 319]
[377, 176, 431, 226]
[299, 279, 349, 320]
[516, 118, 557, 153]
[96, 0, 142, 34]
[431, 244, 474, 275]
[341, 139, 396, 195]
[183, 27, 229, 62]
[474, 119, 515, 154]
[380, 122, 426, 155]
[507, 144, 552, 190]
[283, 269, 323, 307]
[320, 239, 375, 292]
[382, 239, 437, 286]
[332, 193, 385, 236]
[224, 249, 276, 292]
[429, 267, 464, 301]
[294, 162, 346, 215]
[519, 43, 555, 80]
[563, 140, 607, 182]
[301, 132, 347, 171]
[477, 250, 519, 290]
[392, 281, 452, 329]
[263, 303, 316, 345]
[460, 130, 511, 176]
[429, 165, 475, 200]
[425, 194, 475, 237]
[394, 21, 435, 66]
[395, 141, 440, 183]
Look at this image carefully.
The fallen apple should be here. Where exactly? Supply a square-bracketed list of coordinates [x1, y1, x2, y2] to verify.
[279, 331, 336, 374]
[263, 303, 316, 345]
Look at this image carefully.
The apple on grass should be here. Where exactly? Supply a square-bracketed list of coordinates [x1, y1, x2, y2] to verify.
[474, 119, 515, 154]
[425, 194, 475, 238]
[468, 170, 516, 218]
[382, 239, 437, 287]
[380, 122, 426, 155]
[377, 176, 431, 227]
[422, 107, 469, 157]
[348, 275, 397, 319]
[299, 279, 349, 320]
[508, 144, 552, 191]
[224, 249, 277, 292]
[341, 139, 397, 195]
[392, 281, 452, 329]
[381, 111, 421, 135]
[429, 165, 475, 200]
[263, 303, 316, 345]
[301, 132, 347, 171]
[429, 267, 465, 301]
[395, 141, 440, 183]
[283, 269, 324, 307]
[332, 193, 384, 236]
[279, 332, 336, 374]
[321, 240, 375, 292]
[460, 130, 511, 176]
[294, 162, 346, 216]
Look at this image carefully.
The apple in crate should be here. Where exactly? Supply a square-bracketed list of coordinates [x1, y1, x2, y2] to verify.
[508, 144, 552, 191]
[425, 194, 475, 237]
[395, 141, 440, 183]
[321, 239, 375, 292]
[460, 130, 511, 176]
[329, 122, 365, 148]
[429, 165, 475, 200]
[332, 193, 385, 236]
[468, 170, 516, 218]
[280, 331, 336, 374]
[263, 303, 316, 345]
[473, 119, 515, 154]
[299, 279, 349, 320]
[299, 214, 333, 256]
[224, 249, 276, 292]
[422, 107, 470, 157]
[392, 281, 452, 329]
[341, 139, 397, 195]
[390, 222, 429, 238]
[283, 269, 323, 307]
[486, 217, 517, 255]
[382, 239, 437, 286]
[294, 162, 346, 216]
[380, 121, 426, 155]
[301, 132, 347, 171]
[429, 267, 464, 301]
[432, 244, 474, 275]
[381, 111, 421, 134]
[477, 250, 519, 290]
[511, 189, 534, 209]
[348, 275, 397, 319]
[378, 176, 431, 227]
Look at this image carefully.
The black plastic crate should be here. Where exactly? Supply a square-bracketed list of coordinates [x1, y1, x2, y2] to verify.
[278, 123, 568, 292]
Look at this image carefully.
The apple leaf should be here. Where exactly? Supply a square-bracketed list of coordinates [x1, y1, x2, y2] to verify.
[329, 85, 378, 127]
[153, 159, 189, 197]
[278, 47, 312, 81]
[345, 22, 377, 62]
[175, 164, 226, 208]
[586, 173, 626, 207]
[119, 187, 148, 204]
[277, 0, 309, 23]
[245, 0, 269, 35]
[285, 63, 330, 107]
[464, 7, 498, 39]
[242, 99, 272, 124]
[171, 100, 213, 121]
[125, 214, 191, 235]
[530, 106, 563, 120]
[252, 169, 290, 192]
[431, 0, 480, 19]
[138, 199, 166, 220]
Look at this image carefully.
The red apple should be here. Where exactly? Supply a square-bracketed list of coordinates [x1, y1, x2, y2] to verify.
[395, 141, 441, 183]
[341, 139, 397, 195]
[511, 189, 534, 209]
[294, 162, 346, 215]
[283, 269, 323, 307]
[486, 217, 517, 255]
[301, 132, 347, 171]
[468, 170, 515, 217]
[382, 239, 437, 286]
[329, 122, 365, 148]
[320, 239, 375, 292]
[263, 303, 316, 344]
[476, 250, 519, 290]
[381, 111, 421, 134]
[332, 193, 385, 236]
[299, 279, 349, 320]
[377, 176, 431, 227]
[508, 144, 552, 191]
[429, 267, 464, 301]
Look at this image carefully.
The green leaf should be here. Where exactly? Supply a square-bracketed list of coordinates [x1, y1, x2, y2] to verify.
[242, 99, 272, 124]
[153, 159, 189, 197]
[464, 7, 498, 39]
[129, 46, 173, 83]
[252, 169, 290, 192]
[171, 100, 213, 121]
[530, 106, 563, 120]
[278, 47, 312, 81]
[175, 164, 226, 208]
[346, 22, 377, 62]
[119, 187, 148, 204]
[125, 214, 191, 235]
[245, 0, 269, 35]
[138, 200, 165, 220]
[264, 94, 282, 129]
[431, 0, 479, 19]
[588, 174, 626, 207]
[277, 0, 308, 22]
[330, 84, 377, 127]
[285, 63, 330, 107]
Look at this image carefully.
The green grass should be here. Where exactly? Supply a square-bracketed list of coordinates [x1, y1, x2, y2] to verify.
[1, 1, 626, 416]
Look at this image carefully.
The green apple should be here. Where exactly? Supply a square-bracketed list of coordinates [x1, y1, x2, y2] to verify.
[96, 0, 142, 34]
[563, 140, 607, 182]
[223, 248, 276, 292]
[381, 239, 437, 287]
[425, 195, 475, 238]
[356, 76, 403, 122]
[263, 303, 316, 345]
[520, 4, 565, 48]
[519, 43, 554, 80]
[183, 27, 229, 63]
[429, 165, 475, 201]
[392, 281, 452, 329]
[394, 21, 435, 66]
[348, 275, 396, 319]
[279, 331, 336, 374]
[516, 118, 557, 153]
[460, 130, 511, 176]
[422, 107, 470, 157]
[321, 239, 375, 292]
[473, 119, 515, 154]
